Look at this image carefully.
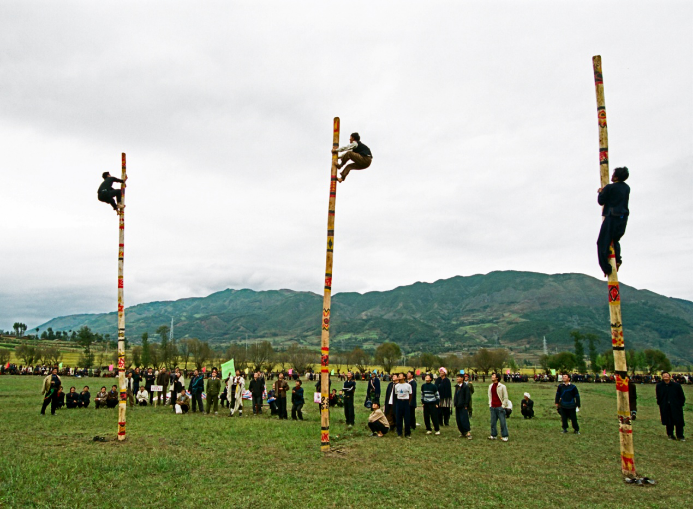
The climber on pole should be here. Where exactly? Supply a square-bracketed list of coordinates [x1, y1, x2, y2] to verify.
[332, 132, 372, 182]
[98, 171, 126, 213]
[597, 166, 629, 276]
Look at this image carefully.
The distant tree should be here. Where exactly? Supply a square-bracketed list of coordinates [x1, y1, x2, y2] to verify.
[473, 348, 510, 374]
[419, 352, 443, 372]
[131, 346, 142, 368]
[286, 344, 314, 374]
[225, 343, 248, 372]
[248, 341, 274, 373]
[548, 351, 577, 373]
[0, 349, 11, 365]
[375, 342, 401, 374]
[46, 327, 54, 340]
[141, 332, 151, 368]
[275, 350, 290, 372]
[156, 325, 170, 367]
[642, 349, 672, 374]
[571, 331, 587, 373]
[349, 347, 370, 374]
[539, 354, 550, 374]
[587, 333, 600, 372]
[15, 344, 37, 366]
[40, 331, 47, 339]
[149, 343, 163, 369]
[442, 353, 462, 375]
[600, 350, 615, 373]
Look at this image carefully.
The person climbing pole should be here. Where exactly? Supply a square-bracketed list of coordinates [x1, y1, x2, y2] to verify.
[97, 171, 126, 213]
[332, 132, 372, 182]
[597, 166, 629, 276]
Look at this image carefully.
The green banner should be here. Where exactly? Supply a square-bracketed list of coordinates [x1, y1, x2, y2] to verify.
[221, 359, 235, 381]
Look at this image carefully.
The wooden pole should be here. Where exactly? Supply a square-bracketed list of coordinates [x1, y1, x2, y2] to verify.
[592, 56, 635, 478]
[117, 153, 127, 441]
[320, 117, 340, 451]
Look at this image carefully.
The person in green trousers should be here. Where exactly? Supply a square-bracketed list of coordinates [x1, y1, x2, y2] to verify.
[206, 368, 222, 416]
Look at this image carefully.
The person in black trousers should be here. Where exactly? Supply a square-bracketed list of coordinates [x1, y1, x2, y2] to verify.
[521, 392, 535, 419]
[555, 374, 581, 434]
[597, 166, 630, 276]
[40, 368, 62, 415]
[394, 373, 413, 438]
[656, 372, 686, 440]
[249, 372, 265, 415]
[144, 368, 156, 405]
[420, 373, 440, 435]
[367, 372, 381, 407]
[435, 368, 452, 426]
[97, 171, 126, 213]
[188, 369, 205, 413]
[291, 380, 304, 420]
[343, 372, 356, 426]
[454, 373, 472, 439]
[407, 371, 418, 431]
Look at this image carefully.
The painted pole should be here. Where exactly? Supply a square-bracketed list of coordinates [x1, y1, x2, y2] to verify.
[592, 56, 635, 478]
[117, 153, 127, 441]
[320, 117, 340, 451]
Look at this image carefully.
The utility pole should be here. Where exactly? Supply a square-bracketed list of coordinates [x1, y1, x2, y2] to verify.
[592, 55, 635, 478]
[117, 153, 127, 441]
[320, 117, 340, 451]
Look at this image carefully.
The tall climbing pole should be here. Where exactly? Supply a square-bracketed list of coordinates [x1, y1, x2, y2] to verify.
[117, 153, 127, 441]
[320, 117, 340, 451]
[592, 56, 635, 478]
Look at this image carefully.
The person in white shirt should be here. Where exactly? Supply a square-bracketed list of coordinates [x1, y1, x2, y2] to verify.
[331, 132, 373, 183]
[394, 373, 412, 438]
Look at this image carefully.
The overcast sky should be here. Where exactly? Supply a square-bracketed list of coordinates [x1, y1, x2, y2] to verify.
[1, 1, 691, 330]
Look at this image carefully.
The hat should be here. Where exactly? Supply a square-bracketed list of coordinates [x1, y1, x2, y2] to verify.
[524, 392, 530, 398]
[439, 367, 447, 375]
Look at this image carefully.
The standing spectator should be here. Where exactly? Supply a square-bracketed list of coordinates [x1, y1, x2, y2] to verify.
[274, 373, 289, 420]
[249, 372, 265, 415]
[488, 372, 509, 442]
[144, 368, 156, 405]
[228, 370, 245, 417]
[384, 376, 397, 427]
[136, 386, 149, 406]
[125, 371, 135, 408]
[367, 372, 381, 407]
[156, 367, 170, 406]
[464, 373, 475, 418]
[170, 368, 183, 411]
[188, 369, 205, 413]
[94, 387, 108, 409]
[367, 403, 390, 437]
[205, 368, 221, 416]
[394, 373, 412, 438]
[291, 380, 304, 421]
[555, 373, 581, 434]
[40, 367, 62, 416]
[420, 373, 440, 435]
[407, 371, 418, 431]
[454, 373, 472, 439]
[521, 392, 534, 419]
[656, 372, 686, 441]
[132, 367, 142, 396]
[343, 372, 356, 427]
[79, 386, 91, 408]
[435, 368, 452, 427]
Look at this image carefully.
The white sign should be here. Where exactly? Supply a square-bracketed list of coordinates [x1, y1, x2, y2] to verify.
[150, 385, 163, 392]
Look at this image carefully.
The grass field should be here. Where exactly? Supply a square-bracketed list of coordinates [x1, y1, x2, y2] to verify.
[0, 376, 690, 508]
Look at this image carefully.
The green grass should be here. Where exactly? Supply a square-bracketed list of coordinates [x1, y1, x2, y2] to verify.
[0, 377, 690, 508]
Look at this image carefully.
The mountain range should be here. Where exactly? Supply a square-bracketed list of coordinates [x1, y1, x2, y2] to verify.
[36, 271, 693, 363]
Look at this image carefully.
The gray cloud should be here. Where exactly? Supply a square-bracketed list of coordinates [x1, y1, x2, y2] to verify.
[1, 0, 691, 329]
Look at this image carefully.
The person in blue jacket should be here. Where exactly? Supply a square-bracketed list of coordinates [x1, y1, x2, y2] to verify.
[555, 374, 581, 434]
[188, 369, 205, 413]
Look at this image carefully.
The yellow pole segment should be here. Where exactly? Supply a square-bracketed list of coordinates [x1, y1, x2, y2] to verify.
[117, 153, 127, 441]
[592, 56, 635, 478]
[320, 117, 339, 451]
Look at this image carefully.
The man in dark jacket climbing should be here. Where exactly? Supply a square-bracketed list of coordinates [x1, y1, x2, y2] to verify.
[97, 172, 126, 212]
[597, 166, 629, 276]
